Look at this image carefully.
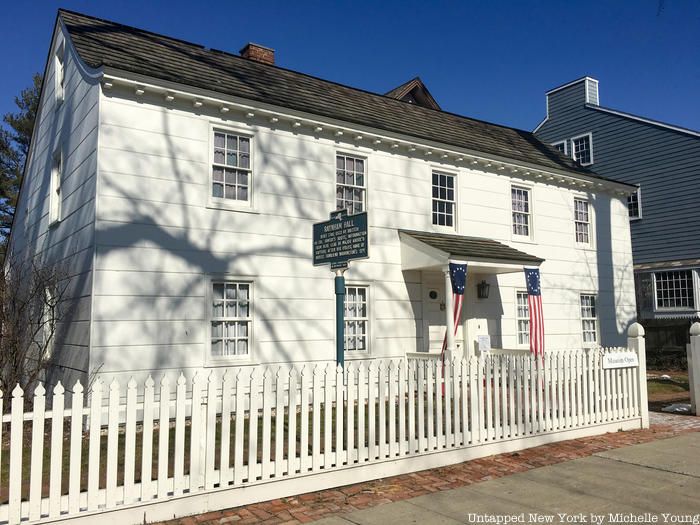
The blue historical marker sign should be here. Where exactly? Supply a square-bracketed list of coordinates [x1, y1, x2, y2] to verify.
[312, 210, 369, 267]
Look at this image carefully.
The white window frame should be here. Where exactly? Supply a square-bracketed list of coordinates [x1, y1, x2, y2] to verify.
[571, 132, 594, 165]
[207, 124, 256, 212]
[628, 187, 642, 220]
[653, 269, 696, 312]
[344, 284, 372, 356]
[206, 276, 255, 365]
[431, 169, 457, 230]
[552, 140, 567, 155]
[335, 152, 367, 214]
[55, 42, 65, 107]
[49, 149, 62, 225]
[573, 197, 593, 247]
[579, 293, 599, 347]
[515, 290, 530, 347]
[511, 184, 533, 241]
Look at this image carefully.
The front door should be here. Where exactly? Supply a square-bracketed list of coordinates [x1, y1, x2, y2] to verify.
[422, 271, 465, 354]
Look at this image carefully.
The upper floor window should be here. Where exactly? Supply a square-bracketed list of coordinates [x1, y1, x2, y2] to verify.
[511, 186, 530, 237]
[628, 188, 642, 219]
[49, 150, 62, 225]
[580, 294, 598, 345]
[345, 285, 369, 352]
[55, 43, 65, 106]
[516, 291, 529, 346]
[336, 154, 365, 214]
[212, 131, 251, 203]
[432, 171, 455, 227]
[210, 280, 252, 358]
[655, 270, 694, 310]
[552, 141, 567, 154]
[571, 133, 593, 165]
[574, 198, 591, 244]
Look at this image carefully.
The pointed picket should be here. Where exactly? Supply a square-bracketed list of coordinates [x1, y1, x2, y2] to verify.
[345, 363, 355, 464]
[417, 360, 426, 451]
[485, 355, 493, 440]
[460, 358, 469, 445]
[311, 365, 322, 471]
[443, 358, 452, 448]
[377, 361, 387, 458]
[299, 366, 310, 473]
[426, 360, 435, 450]
[29, 383, 47, 521]
[323, 364, 333, 469]
[367, 362, 377, 460]
[157, 376, 171, 498]
[205, 374, 217, 489]
[8, 384, 24, 525]
[287, 368, 298, 474]
[48, 382, 65, 518]
[106, 379, 121, 507]
[189, 372, 204, 492]
[233, 370, 246, 485]
[141, 376, 155, 501]
[407, 360, 417, 453]
[388, 360, 398, 457]
[275, 367, 286, 477]
[261, 368, 273, 480]
[398, 360, 407, 455]
[435, 359, 443, 449]
[357, 362, 367, 462]
[87, 379, 103, 510]
[220, 370, 233, 486]
[124, 378, 138, 503]
[173, 373, 187, 495]
[248, 369, 261, 481]
[335, 364, 344, 466]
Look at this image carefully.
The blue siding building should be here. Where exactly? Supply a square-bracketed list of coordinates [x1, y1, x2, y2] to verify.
[535, 77, 700, 362]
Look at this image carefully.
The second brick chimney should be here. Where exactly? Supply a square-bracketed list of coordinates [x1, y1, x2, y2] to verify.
[240, 43, 275, 65]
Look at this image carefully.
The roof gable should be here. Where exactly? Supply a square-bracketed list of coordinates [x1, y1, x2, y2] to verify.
[385, 77, 441, 110]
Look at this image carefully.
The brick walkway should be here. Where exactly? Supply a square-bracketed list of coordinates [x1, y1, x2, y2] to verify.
[163, 414, 700, 525]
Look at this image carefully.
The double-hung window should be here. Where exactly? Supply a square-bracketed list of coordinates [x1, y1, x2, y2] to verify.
[336, 154, 366, 214]
[655, 270, 694, 310]
[50, 150, 62, 225]
[210, 281, 252, 358]
[628, 188, 642, 219]
[345, 285, 369, 352]
[511, 186, 531, 237]
[516, 291, 529, 346]
[552, 141, 567, 154]
[432, 171, 455, 227]
[571, 133, 593, 165]
[574, 198, 591, 244]
[580, 294, 598, 345]
[212, 131, 251, 203]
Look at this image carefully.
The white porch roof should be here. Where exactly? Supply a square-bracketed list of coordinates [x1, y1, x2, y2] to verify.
[399, 230, 544, 274]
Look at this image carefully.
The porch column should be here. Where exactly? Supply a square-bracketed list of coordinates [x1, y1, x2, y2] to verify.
[444, 266, 456, 360]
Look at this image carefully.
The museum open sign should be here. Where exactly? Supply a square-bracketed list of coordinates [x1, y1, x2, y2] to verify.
[313, 211, 369, 268]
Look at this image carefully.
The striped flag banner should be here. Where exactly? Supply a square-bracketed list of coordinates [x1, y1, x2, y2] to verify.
[524, 268, 544, 360]
[441, 262, 467, 360]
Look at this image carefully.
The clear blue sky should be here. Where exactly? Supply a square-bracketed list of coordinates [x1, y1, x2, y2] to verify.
[1, 0, 698, 132]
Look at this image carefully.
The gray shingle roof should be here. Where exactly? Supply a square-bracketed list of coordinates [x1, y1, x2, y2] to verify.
[59, 9, 593, 177]
[400, 230, 544, 265]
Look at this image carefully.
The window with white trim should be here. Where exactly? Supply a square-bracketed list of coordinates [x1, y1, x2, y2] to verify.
[511, 186, 531, 237]
[345, 285, 369, 352]
[336, 154, 366, 214]
[655, 270, 694, 309]
[55, 43, 65, 106]
[574, 198, 591, 244]
[571, 134, 593, 165]
[50, 151, 62, 224]
[211, 281, 251, 357]
[628, 188, 642, 219]
[432, 171, 455, 227]
[516, 291, 529, 346]
[552, 141, 567, 154]
[580, 294, 598, 344]
[212, 131, 251, 202]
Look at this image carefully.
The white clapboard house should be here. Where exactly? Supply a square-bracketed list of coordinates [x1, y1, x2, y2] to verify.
[8, 10, 638, 388]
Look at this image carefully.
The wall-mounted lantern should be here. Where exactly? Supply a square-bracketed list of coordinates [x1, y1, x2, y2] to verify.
[477, 280, 490, 299]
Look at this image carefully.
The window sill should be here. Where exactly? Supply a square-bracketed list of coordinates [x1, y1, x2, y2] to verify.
[345, 351, 371, 360]
[510, 235, 536, 245]
[206, 200, 259, 214]
[49, 218, 61, 229]
[629, 217, 642, 222]
[205, 356, 258, 367]
[575, 243, 595, 251]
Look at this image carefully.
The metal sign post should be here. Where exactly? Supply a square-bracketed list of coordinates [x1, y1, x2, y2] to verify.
[313, 210, 369, 367]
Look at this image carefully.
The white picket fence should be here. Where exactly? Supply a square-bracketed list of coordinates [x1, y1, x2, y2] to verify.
[0, 342, 648, 525]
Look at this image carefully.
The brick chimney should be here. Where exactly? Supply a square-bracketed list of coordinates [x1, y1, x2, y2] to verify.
[240, 43, 275, 65]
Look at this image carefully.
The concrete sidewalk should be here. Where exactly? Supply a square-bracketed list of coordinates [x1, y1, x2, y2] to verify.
[314, 432, 700, 525]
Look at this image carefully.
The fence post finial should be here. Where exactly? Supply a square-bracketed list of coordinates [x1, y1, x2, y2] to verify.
[627, 322, 649, 428]
[687, 322, 700, 415]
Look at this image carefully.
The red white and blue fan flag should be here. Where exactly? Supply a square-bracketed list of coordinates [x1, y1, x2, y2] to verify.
[441, 262, 467, 358]
[524, 268, 544, 360]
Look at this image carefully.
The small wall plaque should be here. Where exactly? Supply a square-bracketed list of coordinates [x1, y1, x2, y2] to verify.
[603, 352, 639, 369]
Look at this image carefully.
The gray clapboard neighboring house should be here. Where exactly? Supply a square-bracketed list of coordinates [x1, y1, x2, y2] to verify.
[534, 77, 700, 362]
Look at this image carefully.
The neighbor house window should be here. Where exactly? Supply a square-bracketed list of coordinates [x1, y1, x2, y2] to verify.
[628, 188, 642, 219]
[552, 141, 567, 154]
[574, 198, 591, 244]
[49, 151, 62, 224]
[571, 133, 593, 165]
[345, 285, 369, 352]
[212, 131, 251, 202]
[511, 186, 531, 237]
[655, 270, 694, 309]
[211, 281, 251, 357]
[336, 154, 366, 214]
[432, 171, 455, 227]
[55, 43, 65, 106]
[516, 291, 529, 346]
[580, 294, 598, 345]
